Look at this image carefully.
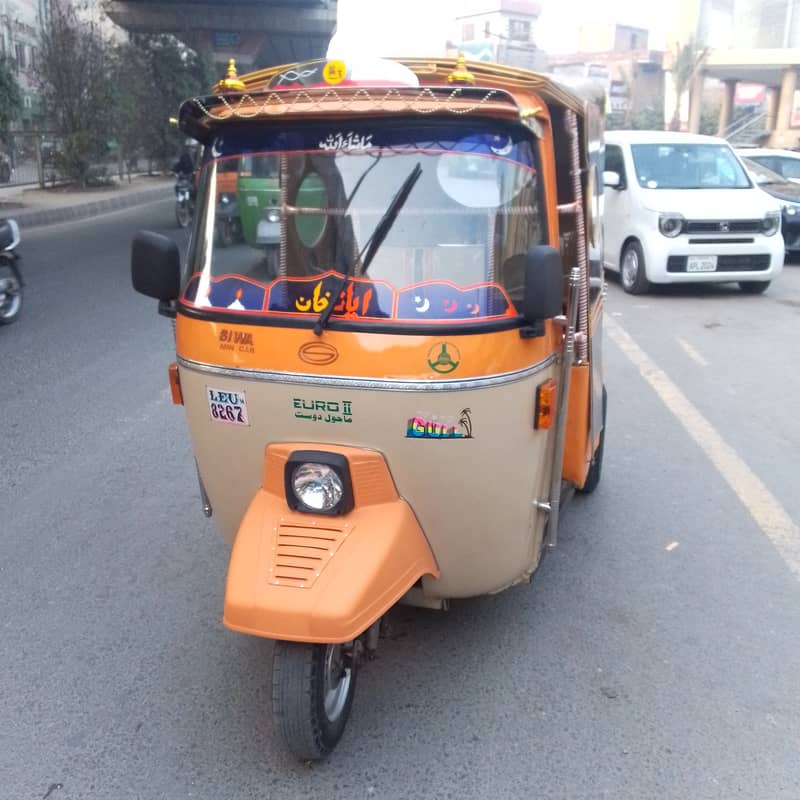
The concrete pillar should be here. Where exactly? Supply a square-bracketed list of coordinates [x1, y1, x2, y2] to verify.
[765, 87, 778, 131]
[717, 80, 736, 136]
[688, 69, 705, 133]
[775, 66, 798, 133]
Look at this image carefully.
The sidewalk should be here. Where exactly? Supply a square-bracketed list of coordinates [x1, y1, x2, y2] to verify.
[0, 174, 173, 229]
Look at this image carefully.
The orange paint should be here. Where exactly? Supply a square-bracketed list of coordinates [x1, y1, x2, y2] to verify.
[223, 443, 439, 643]
[561, 364, 592, 487]
[168, 362, 183, 405]
[176, 314, 560, 380]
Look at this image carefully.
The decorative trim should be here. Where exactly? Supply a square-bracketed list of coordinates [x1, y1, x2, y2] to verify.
[177, 354, 558, 393]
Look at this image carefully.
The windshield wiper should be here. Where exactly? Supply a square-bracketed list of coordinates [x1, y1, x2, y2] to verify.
[314, 161, 422, 335]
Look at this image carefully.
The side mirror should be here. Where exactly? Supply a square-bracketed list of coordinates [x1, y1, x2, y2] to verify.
[603, 170, 622, 189]
[520, 245, 563, 338]
[131, 231, 180, 302]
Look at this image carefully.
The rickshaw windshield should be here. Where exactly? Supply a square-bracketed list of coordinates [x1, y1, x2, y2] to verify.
[183, 120, 545, 326]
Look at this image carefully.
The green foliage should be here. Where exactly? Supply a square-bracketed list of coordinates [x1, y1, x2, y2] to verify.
[37, 0, 115, 187]
[129, 34, 212, 171]
[700, 104, 721, 136]
[0, 56, 22, 138]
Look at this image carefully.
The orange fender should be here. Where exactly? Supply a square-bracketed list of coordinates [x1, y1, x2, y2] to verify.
[223, 444, 439, 644]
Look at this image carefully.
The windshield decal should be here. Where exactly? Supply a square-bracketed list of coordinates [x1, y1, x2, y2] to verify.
[319, 132, 374, 151]
[267, 272, 393, 319]
[182, 272, 517, 323]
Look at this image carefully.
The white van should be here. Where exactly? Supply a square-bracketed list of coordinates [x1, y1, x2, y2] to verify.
[603, 131, 784, 294]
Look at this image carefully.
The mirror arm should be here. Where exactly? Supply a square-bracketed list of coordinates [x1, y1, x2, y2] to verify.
[158, 299, 177, 319]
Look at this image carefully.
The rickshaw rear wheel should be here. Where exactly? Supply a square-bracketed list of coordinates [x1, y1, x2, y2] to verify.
[578, 386, 606, 494]
[272, 640, 357, 761]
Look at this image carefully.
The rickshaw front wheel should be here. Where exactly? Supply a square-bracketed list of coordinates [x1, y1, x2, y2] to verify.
[272, 640, 357, 761]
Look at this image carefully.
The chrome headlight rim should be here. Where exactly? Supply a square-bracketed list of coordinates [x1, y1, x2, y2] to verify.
[265, 207, 281, 224]
[658, 212, 685, 238]
[284, 450, 354, 516]
[762, 211, 781, 236]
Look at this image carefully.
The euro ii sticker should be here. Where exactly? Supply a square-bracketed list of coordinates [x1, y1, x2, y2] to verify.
[207, 388, 249, 426]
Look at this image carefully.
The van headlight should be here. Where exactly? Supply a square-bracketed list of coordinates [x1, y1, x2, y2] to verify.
[658, 213, 684, 238]
[266, 207, 280, 223]
[783, 204, 798, 217]
[762, 211, 781, 236]
[284, 451, 353, 515]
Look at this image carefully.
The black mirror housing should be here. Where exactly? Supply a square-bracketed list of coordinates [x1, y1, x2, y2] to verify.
[131, 231, 181, 302]
[520, 245, 563, 338]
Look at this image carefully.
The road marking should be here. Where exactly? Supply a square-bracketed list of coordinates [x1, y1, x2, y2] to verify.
[665, 541, 679, 552]
[676, 336, 709, 367]
[606, 316, 800, 580]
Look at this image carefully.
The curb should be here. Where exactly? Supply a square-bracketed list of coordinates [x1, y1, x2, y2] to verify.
[13, 185, 172, 229]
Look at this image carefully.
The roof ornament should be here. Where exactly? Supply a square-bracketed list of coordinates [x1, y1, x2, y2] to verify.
[216, 59, 246, 93]
[447, 52, 475, 86]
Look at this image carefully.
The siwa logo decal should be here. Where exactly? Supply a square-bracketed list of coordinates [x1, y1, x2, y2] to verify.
[406, 408, 473, 439]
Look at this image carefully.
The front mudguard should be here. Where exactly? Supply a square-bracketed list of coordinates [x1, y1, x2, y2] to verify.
[223, 444, 440, 644]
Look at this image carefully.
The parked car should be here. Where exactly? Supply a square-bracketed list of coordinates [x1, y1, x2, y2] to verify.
[741, 156, 800, 257]
[736, 147, 800, 184]
[603, 131, 784, 294]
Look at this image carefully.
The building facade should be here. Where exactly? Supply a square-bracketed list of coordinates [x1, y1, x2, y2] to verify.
[452, 0, 545, 71]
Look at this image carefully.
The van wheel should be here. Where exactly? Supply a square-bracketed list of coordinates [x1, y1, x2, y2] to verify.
[738, 280, 770, 294]
[272, 641, 357, 761]
[578, 385, 606, 494]
[620, 241, 650, 295]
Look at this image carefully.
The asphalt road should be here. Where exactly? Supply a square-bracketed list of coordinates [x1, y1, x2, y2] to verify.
[2, 202, 799, 799]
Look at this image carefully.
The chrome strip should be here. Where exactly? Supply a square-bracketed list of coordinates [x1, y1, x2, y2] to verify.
[176, 354, 557, 392]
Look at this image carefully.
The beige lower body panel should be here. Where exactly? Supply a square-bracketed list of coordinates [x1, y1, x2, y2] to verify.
[179, 361, 558, 599]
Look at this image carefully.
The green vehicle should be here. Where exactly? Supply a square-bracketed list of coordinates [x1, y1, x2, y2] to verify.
[237, 155, 327, 274]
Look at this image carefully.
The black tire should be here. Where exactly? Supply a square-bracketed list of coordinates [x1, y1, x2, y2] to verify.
[0, 263, 22, 325]
[272, 641, 357, 761]
[738, 280, 770, 294]
[175, 201, 191, 229]
[214, 219, 232, 248]
[578, 385, 606, 494]
[620, 241, 650, 295]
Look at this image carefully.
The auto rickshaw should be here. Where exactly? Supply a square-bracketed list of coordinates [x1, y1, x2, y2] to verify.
[131, 54, 607, 760]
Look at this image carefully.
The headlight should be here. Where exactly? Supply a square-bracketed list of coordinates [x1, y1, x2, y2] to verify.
[783, 204, 798, 216]
[762, 211, 781, 236]
[658, 213, 684, 238]
[291, 464, 343, 511]
[284, 451, 353, 515]
[266, 207, 280, 223]
[220, 193, 232, 205]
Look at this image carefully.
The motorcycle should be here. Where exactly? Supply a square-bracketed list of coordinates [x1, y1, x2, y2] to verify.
[174, 173, 194, 228]
[0, 218, 22, 325]
[213, 191, 241, 248]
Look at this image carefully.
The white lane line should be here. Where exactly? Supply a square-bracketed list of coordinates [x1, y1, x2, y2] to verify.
[606, 316, 800, 580]
[676, 336, 709, 367]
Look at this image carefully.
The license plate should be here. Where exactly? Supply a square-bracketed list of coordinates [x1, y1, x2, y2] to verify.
[207, 387, 250, 426]
[686, 255, 717, 272]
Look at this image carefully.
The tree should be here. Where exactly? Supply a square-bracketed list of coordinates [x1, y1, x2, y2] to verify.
[109, 41, 149, 181]
[131, 34, 214, 173]
[37, 0, 114, 187]
[0, 56, 22, 141]
[669, 38, 707, 132]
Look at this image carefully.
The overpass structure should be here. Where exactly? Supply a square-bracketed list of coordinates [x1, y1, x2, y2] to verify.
[106, 0, 338, 73]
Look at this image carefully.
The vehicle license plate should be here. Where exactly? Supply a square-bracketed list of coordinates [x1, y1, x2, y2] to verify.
[686, 255, 717, 272]
[207, 387, 250, 426]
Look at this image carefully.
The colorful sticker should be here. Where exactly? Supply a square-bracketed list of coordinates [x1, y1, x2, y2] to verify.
[184, 275, 267, 313]
[427, 342, 460, 375]
[293, 398, 353, 424]
[208, 388, 249, 426]
[267, 273, 393, 319]
[322, 60, 347, 85]
[406, 408, 473, 439]
[396, 282, 513, 321]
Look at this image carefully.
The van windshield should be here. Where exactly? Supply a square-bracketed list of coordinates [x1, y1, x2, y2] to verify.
[182, 120, 544, 326]
[630, 143, 751, 190]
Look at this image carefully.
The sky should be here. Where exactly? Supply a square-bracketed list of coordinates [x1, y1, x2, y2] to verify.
[330, 0, 665, 57]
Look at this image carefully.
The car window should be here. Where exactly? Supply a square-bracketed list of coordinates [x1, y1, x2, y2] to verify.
[631, 143, 750, 189]
[605, 144, 626, 185]
[777, 157, 800, 179]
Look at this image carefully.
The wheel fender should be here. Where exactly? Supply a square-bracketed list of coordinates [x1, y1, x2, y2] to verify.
[223, 444, 440, 644]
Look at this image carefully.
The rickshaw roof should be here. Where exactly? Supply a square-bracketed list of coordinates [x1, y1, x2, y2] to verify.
[179, 55, 602, 143]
